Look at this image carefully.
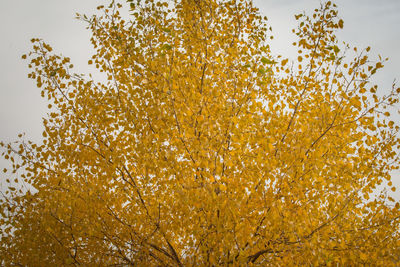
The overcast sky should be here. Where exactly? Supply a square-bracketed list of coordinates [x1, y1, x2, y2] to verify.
[1, 0, 400, 197]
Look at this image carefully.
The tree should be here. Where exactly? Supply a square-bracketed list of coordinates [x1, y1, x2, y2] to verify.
[1, 0, 400, 265]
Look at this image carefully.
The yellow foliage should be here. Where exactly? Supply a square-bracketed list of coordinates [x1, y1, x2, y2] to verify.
[1, 0, 400, 266]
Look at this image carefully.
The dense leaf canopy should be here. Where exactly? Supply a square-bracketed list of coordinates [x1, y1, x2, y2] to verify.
[1, 0, 400, 265]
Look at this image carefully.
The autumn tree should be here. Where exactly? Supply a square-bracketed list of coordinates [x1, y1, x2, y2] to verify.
[2, 0, 400, 265]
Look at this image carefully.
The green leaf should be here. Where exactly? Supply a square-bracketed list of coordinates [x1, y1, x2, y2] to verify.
[161, 44, 172, 50]
[333, 45, 340, 53]
[261, 57, 275, 64]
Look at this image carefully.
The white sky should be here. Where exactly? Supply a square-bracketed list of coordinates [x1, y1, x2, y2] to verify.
[0, 0, 399, 197]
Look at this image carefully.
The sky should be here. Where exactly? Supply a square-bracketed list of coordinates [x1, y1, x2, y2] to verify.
[0, 0, 400, 197]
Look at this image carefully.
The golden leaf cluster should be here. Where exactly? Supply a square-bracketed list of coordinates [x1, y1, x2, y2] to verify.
[1, 0, 400, 265]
